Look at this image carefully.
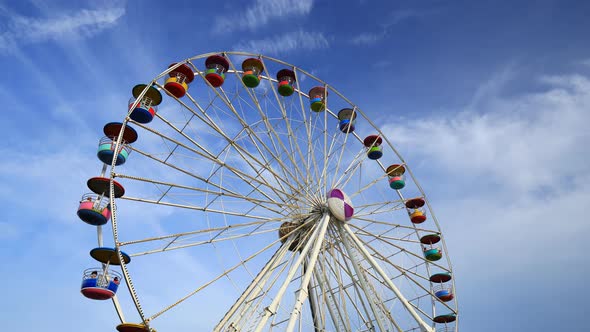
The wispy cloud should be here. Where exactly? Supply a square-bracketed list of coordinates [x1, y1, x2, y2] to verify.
[372, 60, 392, 68]
[383, 9, 424, 27]
[350, 32, 385, 46]
[350, 8, 428, 45]
[378, 70, 590, 303]
[386, 71, 590, 194]
[214, 0, 314, 33]
[0, 6, 125, 52]
[235, 29, 329, 55]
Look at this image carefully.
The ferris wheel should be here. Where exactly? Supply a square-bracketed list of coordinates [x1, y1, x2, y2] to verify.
[76, 51, 458, 332]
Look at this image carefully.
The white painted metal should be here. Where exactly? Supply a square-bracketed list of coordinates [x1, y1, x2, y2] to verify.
[284, 213, 331, 332]
[88, 51, 457, 332]
[340, 223, 435, 332]
[339, 227, 391, 332]
[253, 214, 329, 332]
[214, 239, 291, 331]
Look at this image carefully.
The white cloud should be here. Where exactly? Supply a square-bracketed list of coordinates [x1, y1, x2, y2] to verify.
[350, 32, 385, 45]
[350, 9, 428, 46]
[214, 0, 314, 33]
[377, 70, 590, 291]
[385, 71, 590, 195]
[372, 60, 392, 68]
[383, 9, 424, 27]
[235, 30, 329, 55]
[441, 181, 590, 279]
[365, 70, 590, 332]
[0, 6, 125, 52]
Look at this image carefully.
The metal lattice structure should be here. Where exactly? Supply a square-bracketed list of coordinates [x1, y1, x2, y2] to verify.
[78, 51, 458, 332]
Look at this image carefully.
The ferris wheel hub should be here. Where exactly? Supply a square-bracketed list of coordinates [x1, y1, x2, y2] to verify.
[326, 188, 354, 222]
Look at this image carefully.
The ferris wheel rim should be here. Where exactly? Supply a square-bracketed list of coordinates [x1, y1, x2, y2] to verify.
[97, 50, 457, 331]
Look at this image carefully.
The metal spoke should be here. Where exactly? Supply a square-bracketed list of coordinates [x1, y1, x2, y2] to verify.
[147, 228, 291, 322]
[186, 68, 303, 198]
[226, 59, 309, 191]
[340, 223, 435, 332]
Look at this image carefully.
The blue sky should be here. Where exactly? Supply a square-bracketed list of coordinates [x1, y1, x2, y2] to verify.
[1, 0, 589, 331]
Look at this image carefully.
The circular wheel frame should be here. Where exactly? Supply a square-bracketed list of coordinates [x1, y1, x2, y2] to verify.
[90, 51, 458, 332]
